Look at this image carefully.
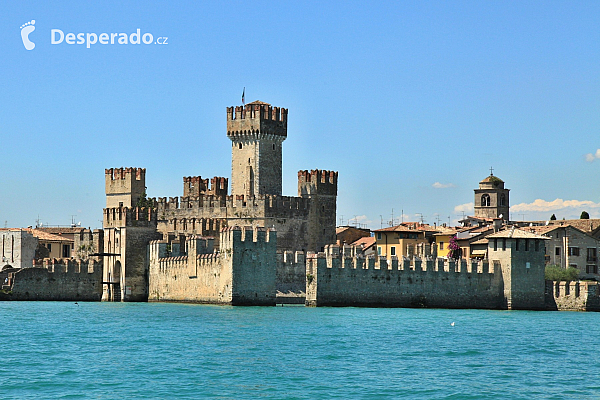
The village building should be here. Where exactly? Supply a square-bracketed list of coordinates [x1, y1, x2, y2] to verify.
[336, 226, 371, 247]
[373, 224, 430, 259]
[350, 235, 376, 256]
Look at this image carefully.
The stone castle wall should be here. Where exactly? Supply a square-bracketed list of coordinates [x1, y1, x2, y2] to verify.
[545, 280, 600, 311]
[276, 251, 306, 296]
[7, 258, 102, 301]
[306, 245, 504, 308]
[152, 189, 327, 253]
[0, 230, 38, 270]
[148, 226, 276, 306]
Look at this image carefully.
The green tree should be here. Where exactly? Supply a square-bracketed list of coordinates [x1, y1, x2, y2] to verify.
[550, 214, 557, 220]
[545, 265, 579, 281]
[136, 191, 155, 208]
[580, 211, 590, 219]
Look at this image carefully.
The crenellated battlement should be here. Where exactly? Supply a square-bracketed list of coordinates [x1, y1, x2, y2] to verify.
[148, 225, 276, 305]
[105, 167, 147, 208]
[103, 206, 157, 228]
[298, 169, 338, 197]
[105, 167, 145, 181]
[545, 280, 600, 311]
[219, 225, 276, 250]
[153, 194, 310, 215]
[32, 258, 101, 274]
[227, 101, 288, 139]
[308, 244, 491, 275]
[306, 244, 502, 308]
[183, 176, 228, 197]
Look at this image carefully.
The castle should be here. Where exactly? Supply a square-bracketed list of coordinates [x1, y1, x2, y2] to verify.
[101, 101, 338, 302]
[3, 101, 598, 311]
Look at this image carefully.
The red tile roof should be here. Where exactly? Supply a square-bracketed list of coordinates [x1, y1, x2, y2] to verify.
[351, 236, 376, 249]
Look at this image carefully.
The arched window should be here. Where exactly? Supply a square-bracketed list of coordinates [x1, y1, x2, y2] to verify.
[500, 194, 506, 206]
[481, 194, 490, 207]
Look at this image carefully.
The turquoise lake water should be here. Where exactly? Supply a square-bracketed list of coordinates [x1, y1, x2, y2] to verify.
[1, 302, 599, 399]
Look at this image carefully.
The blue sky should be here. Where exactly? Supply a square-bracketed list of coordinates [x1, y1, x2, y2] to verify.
[2, 1, 600, 229]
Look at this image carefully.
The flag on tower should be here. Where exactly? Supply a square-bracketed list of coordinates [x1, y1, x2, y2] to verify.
[242, 88, 245, 105]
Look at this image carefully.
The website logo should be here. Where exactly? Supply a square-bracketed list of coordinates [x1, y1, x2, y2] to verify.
[20, 20, 35, 50]
[51, 28, 167, 48]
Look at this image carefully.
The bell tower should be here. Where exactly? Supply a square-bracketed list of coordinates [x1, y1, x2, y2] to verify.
[474, 169, 510, 221]
[227, 101, 288, 196]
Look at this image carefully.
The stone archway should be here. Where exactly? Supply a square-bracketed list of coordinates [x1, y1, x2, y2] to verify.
[106, 260, 122, 302]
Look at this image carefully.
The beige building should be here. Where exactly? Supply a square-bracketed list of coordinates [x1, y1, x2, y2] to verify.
[374, 224, 429, 259]
[29, 230, 74, 259]
[526, 224, 599, 278]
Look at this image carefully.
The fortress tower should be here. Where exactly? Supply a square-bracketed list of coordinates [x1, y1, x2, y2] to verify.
[474, 172, 510, 221]
[103, 167, 161, 302]
[227, 101, 288, 196]
[105, 168, 146, 208]
[299, 170, 338, 252]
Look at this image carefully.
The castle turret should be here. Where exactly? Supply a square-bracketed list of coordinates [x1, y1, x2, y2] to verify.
[105, 167, 146, 208]
[183, 176, 228, 197]
[227, 101, 288, 196]
[474, 172, 510, 221]
[487, 228, 549, 310]
[298, 170, 338, 252]
[102, 206, 161, 303]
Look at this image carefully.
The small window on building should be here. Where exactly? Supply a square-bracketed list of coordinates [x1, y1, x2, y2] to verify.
[47, 243, 52, 251]
[525, 239, 529, 251]
[569, 247, 580, 257]
[502, 239, 506, 251]
[377, 246, 382, 256]
[62, 244, 70, 258]
[500, 194, 506, 206]
[587, 248, 597, 262]
[555, 247, 560, 256]
[390, 246, 396, 256]
[493, 239, 497, 251]
[439, 242, 444, 250]
[239, 143, 242, 149]
[377, 233, 382, 240]
[272, 144, 275, 150]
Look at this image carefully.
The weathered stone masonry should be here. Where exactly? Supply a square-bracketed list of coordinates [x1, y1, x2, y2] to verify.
[148, 226, 276, 306]
[307, 229, 549, 310]
[5, 258, 102, 301]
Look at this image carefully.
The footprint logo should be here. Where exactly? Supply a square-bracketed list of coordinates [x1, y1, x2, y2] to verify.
[20, 20, 36, 50]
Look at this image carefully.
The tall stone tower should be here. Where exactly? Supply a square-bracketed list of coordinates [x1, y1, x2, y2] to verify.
[103, 167, 161, 302]
[105, 167, 146, 208]
[227, 101, 288, 196]
[474, 172, 510, 221]
[487, 228, 548, 310]
[298, 170, 338, 252]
